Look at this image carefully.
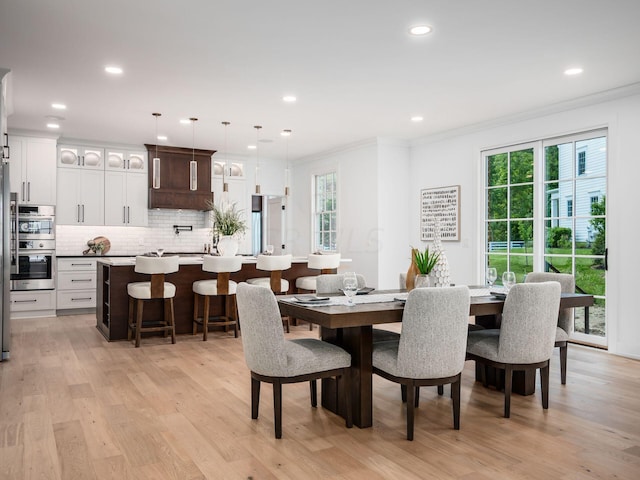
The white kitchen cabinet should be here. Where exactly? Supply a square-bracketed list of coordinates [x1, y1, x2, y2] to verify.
[57, 168, 104, 225]
[7, 135, 57, 204]
[105, 149, 147, 173]
[104, 170, 148, 226]
[58, 144, 104, 169]
[56, 258, 97, 312]
[10, 290, 56, 318]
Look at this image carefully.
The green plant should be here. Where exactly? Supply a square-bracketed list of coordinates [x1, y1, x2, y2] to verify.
[412, 246, 440, 275]
[207, 200, 247, 237]
[547, 227, 572, 249]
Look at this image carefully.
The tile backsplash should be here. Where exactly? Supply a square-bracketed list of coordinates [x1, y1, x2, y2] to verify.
[56, 209, 214, 256]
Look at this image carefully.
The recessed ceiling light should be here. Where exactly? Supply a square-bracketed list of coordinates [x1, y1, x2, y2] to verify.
[283, 95, 297, 103]
[564, 67, 583, 76]
[179, 119, 191, 124]
[157, 135, 167, 141]
[104, 66, 123, 75]
[247, 145, 257, 150]
[51, 103, 66, 110]
[409, 25, 432, 36]
[411, 116, 424, 122]
[281, 130, 292, 136]
[46, 123, 60, 129]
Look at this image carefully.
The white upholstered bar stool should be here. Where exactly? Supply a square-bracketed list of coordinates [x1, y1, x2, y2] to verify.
[192, 255, 243, 340]
[295, 253, 341, 293]
[246, 254, 293, 332]
[127, 255, 180, 348]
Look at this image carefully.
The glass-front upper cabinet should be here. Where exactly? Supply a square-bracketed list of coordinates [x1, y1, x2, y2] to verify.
[105, 150, 147, 173]
[57, 145, 104, 169]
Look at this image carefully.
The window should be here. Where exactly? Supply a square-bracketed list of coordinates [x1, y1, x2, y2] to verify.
[313, 171, 337, 251]
[578, 150, 586, 175]
[484, 129, 607, 346]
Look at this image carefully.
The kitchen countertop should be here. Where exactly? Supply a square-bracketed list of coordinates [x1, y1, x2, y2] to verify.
[94, 255, 350, 267]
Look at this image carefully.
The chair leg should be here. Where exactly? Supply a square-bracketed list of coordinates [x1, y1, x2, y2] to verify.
[231, 295, 239, 338]
[310, 380, 317, 407]
[127, 297, 134, 341]
[168, 298, 176, 344]
[504, 366, 512, 418]
[414, 386, 420, 408]
[559, 344, 568, 385]
[202, 295, 210, 341]
[541, 362, 550, 409]
[193, 293, 199, 335]
[342, 368, 353, 428]
[163, 300, 169, 338]
[437, 385, 444, 396]
[273, 381, 283, 439]
[251, 377, 260, 419]
[406, 381, 415, 441]
[135, 299, 144, 348]
[452, 378, 461, 430]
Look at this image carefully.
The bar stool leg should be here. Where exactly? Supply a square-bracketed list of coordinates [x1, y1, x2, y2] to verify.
[203, 295, 210, 341]
[128, 297, 134, 341]
[135, 299, 144, 348]
[168, 298, 176, 344]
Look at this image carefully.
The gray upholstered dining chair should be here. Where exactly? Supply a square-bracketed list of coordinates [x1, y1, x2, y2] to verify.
[466, 281, 561, 418]
[316, 274, 399, 343]
[525, 272, 575, 384]
[235, 282, 353, 439]
[371, 286, 470, 440]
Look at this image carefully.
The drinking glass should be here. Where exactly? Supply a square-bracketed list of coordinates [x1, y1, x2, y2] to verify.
[502, 271, 516, 292]
[342, 272, 358, 306]
[486, 267, 497, 287]
[265, 244, 274, 255]
[156, 248, 164, 257]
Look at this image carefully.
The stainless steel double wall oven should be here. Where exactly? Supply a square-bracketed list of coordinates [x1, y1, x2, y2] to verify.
[10, 203, 56, 291]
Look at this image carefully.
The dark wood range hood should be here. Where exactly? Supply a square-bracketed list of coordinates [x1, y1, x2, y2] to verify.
[145, 144, 215, 210]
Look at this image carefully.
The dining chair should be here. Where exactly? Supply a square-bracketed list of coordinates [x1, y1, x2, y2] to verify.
[246, 254, 293, 332]
[127, 255, 179, 347]
[316, 273, 399, 342]
[466, 281, 561, 418]
[372, 286, 470, 440]
[192, 255, 243, 340]
[525, 272, 575, 384]
[235, 282, 353, 439]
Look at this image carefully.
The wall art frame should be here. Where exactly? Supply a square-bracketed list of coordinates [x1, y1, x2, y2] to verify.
[420, 185, 460, 241]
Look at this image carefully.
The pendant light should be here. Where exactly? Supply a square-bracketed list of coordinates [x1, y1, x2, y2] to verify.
[222, 121, 230, 193]
[189, 117, 198, 191]
[254, 125, 262, 194]
[282, 129, 292, 196]
[152, 113, 161, 189]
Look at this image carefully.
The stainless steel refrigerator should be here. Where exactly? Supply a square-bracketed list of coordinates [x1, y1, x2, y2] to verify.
[1, 162, 11, 361]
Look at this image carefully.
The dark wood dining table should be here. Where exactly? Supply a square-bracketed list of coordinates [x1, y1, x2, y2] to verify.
[278, 289, 594, 428]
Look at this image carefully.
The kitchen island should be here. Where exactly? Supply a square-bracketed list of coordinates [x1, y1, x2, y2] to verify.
[96, 256, 339, 341]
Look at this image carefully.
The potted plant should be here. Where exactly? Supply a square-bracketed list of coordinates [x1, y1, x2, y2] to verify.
[207, 200, 247, 256]
[412, 246, 440, 288]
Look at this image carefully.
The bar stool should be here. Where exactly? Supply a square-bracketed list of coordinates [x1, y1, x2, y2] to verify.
[127, 255, 179, 348]
[295, 253, 341, 293]
[192, 255, 243, 340]
[246, 254, 293, 332]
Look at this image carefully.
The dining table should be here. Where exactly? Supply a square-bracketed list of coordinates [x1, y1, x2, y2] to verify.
[278, 287, 594, 428]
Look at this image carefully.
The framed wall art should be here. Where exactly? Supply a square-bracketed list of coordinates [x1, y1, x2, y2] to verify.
[420, 185, 460, 241]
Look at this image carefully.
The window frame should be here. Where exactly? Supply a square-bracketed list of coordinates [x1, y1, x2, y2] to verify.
[311, 170, 338, 252]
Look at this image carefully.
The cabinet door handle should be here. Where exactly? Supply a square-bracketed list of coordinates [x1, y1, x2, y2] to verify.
[71, 279, 93, 282]
[22, 182, 25, 201]
[14, 299, 37, 303]
[71, 297, 93, 301]
[123, 206, 126, 224]
[82, 204, 85, 222]
[127, 206, 130, 224]
[71, 263, 92, 266]
[27, 182, 30, 202]
[77, 204, 81, 223]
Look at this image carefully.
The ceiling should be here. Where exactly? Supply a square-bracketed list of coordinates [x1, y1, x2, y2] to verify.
[2, 0, 640, 163]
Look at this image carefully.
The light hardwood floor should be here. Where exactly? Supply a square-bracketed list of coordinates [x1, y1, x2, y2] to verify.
[1, 314, 639, 479]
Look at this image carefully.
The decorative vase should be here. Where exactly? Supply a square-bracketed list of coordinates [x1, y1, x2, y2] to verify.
[414, 274, 431, 289]
[217, 235, 238, 256]
[406, 248, 420, 291]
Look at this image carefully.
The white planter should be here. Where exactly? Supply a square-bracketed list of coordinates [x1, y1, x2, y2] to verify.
[414, 274, 431, 288]
[217, 235, 239, 256]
